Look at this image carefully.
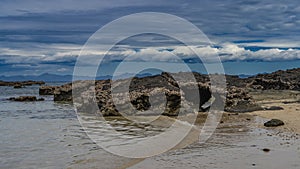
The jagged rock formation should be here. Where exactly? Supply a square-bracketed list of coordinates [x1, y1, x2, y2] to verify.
[53, 83, 73, 102]
[48, 71, 262, 116]
[247, 68, 300, 90]
[225, 86, 263, 112]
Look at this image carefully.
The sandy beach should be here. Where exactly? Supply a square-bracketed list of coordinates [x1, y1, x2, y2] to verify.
[249, 90, 300, 133]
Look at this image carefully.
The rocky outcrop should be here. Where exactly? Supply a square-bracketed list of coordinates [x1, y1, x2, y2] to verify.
[0, 80, 45, 86]
[8, 96, 44, 102]
[52, 72, 261, 116]
[264, 119, 285, 127]
[225, 86, 263, 112]
[247, 68, 300, 90]
[39, 86, 58, 95]
[248, 78, 291, 90]
[54, 83, 73, 102]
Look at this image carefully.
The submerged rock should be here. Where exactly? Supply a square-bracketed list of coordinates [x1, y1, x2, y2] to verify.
[264, 119, 285, 127]
[8, 96, 44, 102]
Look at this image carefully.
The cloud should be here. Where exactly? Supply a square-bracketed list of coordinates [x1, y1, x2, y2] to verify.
[1, 0, 300, 75]
[1, 0, 300, 45]
[1, 42, 300, 67]
[103, 44, 300, 63]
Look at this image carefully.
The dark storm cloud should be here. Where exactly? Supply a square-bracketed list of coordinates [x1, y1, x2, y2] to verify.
[0, 0, 300, 75]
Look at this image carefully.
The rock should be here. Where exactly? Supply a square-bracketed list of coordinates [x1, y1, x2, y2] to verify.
[37, 98, 45, 101]
[22, 81, 45, 86]
[225, 86, 263, 112]
[54, 83, 73, 102]
[262, 148, 271, 152]
[0, 80, 45, 87]
[264, 106, 284, 110]
[264, 119, 285, 127]
[249, 78, 290, 90]
[39, 86, 57, 95]
[8, 96, 44, 102]
[247, 68, 300, 90]
[13, 84, 23, 88]
[53, 72, 263, 116]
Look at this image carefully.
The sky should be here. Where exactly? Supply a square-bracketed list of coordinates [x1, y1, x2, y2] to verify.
[1, 0, 300, 76]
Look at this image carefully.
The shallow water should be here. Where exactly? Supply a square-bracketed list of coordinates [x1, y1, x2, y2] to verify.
[0, 84, 300, 169]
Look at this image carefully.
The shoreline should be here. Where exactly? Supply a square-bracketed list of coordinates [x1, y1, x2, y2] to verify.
[248, 90, 300, 134]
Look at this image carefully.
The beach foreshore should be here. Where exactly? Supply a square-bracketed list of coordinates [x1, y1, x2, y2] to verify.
[248, 90, 300, 134]
[68, 108, 300, 169]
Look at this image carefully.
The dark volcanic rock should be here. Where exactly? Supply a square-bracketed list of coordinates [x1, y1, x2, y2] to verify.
[8, 96, 44, 102]
[264, 119, 285, 127]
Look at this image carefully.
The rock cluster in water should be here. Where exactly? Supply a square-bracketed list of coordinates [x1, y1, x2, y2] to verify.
[0, 80, 45, 88]
[8, 96, 45, 102]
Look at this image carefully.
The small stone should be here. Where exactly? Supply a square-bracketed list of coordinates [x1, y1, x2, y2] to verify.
[37, 98, 45, 101]
[264, 106, 284, 110]
[262, 148, 270, 152]
[264, 119, 285, 127]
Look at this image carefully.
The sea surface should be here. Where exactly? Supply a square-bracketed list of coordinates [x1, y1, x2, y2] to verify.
[0, 83, 300, 169]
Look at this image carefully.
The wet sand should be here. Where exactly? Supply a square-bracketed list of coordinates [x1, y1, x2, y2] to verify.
[69, 90, 300, 169]
[128, 113, 300, 169]
[126, 90, 300, 169]
[69, 108, 300, 169]
[250, 90, 300, 133]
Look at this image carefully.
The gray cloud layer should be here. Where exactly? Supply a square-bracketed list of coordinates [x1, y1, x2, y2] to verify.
[0, 0, 300, 75]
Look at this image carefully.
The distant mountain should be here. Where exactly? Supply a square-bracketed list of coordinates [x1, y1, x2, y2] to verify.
[237, 74, 254, 79]
[0, 73, 156, 82]
[0, 73, 73, 82]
